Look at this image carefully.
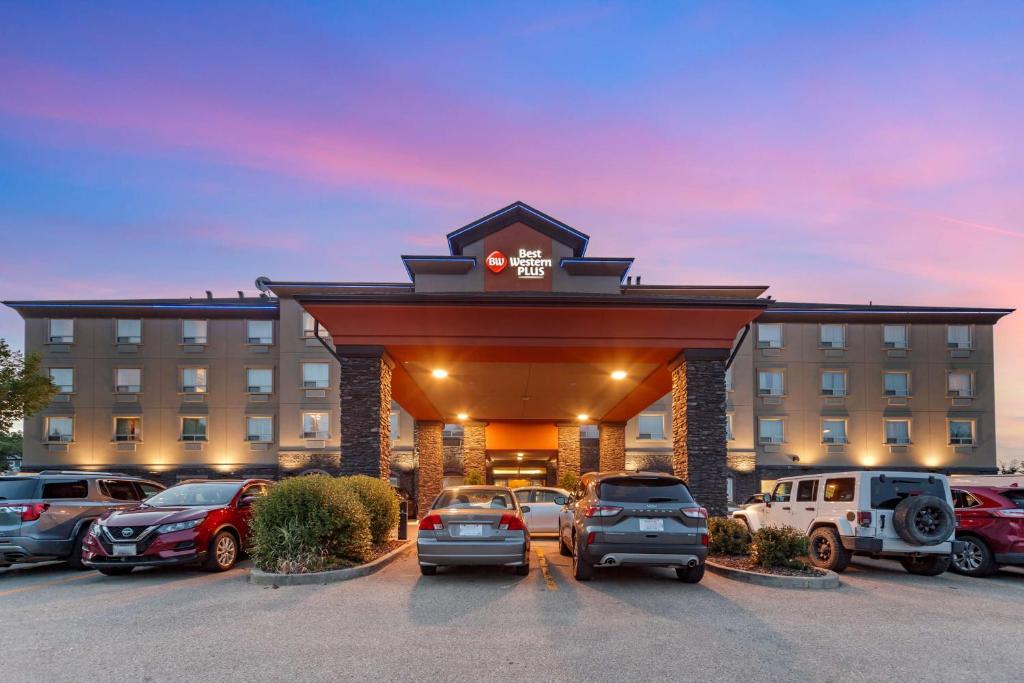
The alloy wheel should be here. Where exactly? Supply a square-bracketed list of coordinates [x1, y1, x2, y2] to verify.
[953, 539, 983, 572]
[814, 536, 833, 562]
[913, 506, 941, 535]
[216, 535, 237, 568]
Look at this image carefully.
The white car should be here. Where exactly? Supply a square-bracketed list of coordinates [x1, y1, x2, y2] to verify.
[513, 487, 570, 534]
[732, 470, 961, 575]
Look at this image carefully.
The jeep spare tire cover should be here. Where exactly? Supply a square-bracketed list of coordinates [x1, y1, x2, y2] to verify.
[892, 495, 955, 546]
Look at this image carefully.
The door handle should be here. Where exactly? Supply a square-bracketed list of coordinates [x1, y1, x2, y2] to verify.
[782, 506, 791, 510]
[805, 507, 815, 511]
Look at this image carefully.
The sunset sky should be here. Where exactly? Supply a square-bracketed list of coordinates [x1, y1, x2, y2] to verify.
[1, 3, 1021, 461]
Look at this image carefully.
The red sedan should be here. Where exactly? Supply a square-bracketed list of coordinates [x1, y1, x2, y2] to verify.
[950, 486, 1024, 577]
[82, 479, 270, 576]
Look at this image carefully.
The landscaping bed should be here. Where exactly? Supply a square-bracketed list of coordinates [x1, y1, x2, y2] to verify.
[709, 554, 826, 578]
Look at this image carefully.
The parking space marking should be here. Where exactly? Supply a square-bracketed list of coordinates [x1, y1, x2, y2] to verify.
[0, 572, 96, 598]
[535, 547, 558, 591]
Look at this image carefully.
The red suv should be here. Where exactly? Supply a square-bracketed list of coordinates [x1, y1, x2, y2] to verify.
[82, 479, 270, 576]
[950, 486, 1024, 577]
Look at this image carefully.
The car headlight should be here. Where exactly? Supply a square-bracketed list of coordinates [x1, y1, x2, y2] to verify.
[157, 517, 205, 534]
[89, 520, 105, 537]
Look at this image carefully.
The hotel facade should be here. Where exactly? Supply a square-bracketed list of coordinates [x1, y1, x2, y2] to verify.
[5, 203, 1012, 515]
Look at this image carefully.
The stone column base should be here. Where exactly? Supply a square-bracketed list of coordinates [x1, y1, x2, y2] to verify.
[598, 422, 626, 471]
[415, 421, 444, 518]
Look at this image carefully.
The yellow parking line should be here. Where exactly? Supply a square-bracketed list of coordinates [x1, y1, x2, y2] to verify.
[0, 572, 96, 598]
[535, 547, 558, 591]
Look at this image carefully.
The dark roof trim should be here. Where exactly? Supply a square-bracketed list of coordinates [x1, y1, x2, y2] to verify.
[760, 302, 1013, 325]
[559, 257, 633, 282]
[3, 299, 278, 319]
[446, 201, 589, 257]
[400, 256, 476, 279]
[294, 291, 769, 310]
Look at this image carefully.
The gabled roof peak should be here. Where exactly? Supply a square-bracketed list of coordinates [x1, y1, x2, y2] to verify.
[446, 201, 590, 257]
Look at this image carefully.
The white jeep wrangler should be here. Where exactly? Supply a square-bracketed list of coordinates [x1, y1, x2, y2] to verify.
[733, 470, 961, 575]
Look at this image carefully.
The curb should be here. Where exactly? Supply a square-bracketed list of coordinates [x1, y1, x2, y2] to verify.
[706, 559, 840, 589]
[248, 540, 414, 587]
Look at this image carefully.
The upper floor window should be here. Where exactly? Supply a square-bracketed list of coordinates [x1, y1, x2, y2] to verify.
[45, 416, 74, 443]
[758, 369, 784, 396]
[819, 324, 845, 349]
[181, 367, 208, 393]
[181, 416, 208, 442]
[883, 371, 910, 397]
[390, 410, 400, 441]
[114, 417, 142, 442]
[48, 319, 74, 343]
[246, 368, 274, 394]
[724, 366, 734, 392]
[49, 368, 74, 393]
[949, 419, 975, 445]
[758, 418, 785, 444]
[884, 419, 911, 445]
[822, 419, 848, 444]
[302, 412, 329, 439]
[947, 370, 974, 397]
[302, 312, 328, 339]
[182, 320, 208, 344]
[115, 319, 142, 344]
[637, 413, 666, 440]
[580, 424, 598, 439]
[821, 370, 847, 397]
[443, 423, 464, 439]
[725, 414, 734, 441]
[883, 324, 908, 349]
[757, 323, 783, 349]
[115, 368, 142, 393]
[247, 320, 273, 345]
[947, 325, 972, 349]
[246, 416, 274, 443]
[302, 362, 330, 389]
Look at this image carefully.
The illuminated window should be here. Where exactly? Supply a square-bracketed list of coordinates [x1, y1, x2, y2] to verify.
[45, 416, 74, 442]
[884, 419, 911, 445]
[303, 412, 329, 439]
[181, 367, 207, 393]
[114, 417, 142, 442]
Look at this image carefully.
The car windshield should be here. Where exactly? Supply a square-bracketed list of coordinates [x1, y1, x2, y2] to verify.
[144, 483, 240, 507]
[599, 477, 695, 504]
[434, 489, 514, 510]
[1002, 490, 1024, 510]
[0, 478, 38, 501]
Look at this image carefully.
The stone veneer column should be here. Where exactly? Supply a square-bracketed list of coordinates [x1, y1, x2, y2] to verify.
[598, 422, 626, 471]
[339, 348, 393, 480]
[556, 423, 581, 485]
[461, 421, 487, 481]
[415, 420, 444, 517]
[671, 349, 729, 517]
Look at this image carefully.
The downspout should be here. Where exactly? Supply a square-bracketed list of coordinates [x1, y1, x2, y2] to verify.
[725, 324, 750, 370]
[312, 319, 342, 362]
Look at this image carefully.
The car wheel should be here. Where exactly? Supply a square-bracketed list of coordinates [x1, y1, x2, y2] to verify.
[98, 566, 133, 576]
[808, 527, 851, 573]
[203, 531, 238, 572]
[66, 524, 92, 571]
[675, 562, 705, 583]
[900, 554, 951, 576]
[572, 535, 593, 581]
[419, 564, 437, 576]
[558, 533, 571, 557]
[951, 536, 996, 577]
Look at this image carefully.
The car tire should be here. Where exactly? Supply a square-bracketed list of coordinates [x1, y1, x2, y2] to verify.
[66, 524, 92, 571]
[558, 534, 571, 557]
[419, 564, 437, 576]
[808, 527, 851, 573]
[572, 536, 593, 581]
[203, 531, 238, 572]
[676, 562, 705, 583]
[893, 495, 955, 546]
[950, 536, 997, 577]
[900, 554, 952, 576]
[98, 566, 133, 576]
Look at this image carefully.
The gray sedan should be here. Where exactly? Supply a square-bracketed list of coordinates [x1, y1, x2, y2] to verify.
[417, 486, 530, 576]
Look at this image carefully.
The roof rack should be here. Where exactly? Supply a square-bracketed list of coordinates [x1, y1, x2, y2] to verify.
[35, 470, 134, 477]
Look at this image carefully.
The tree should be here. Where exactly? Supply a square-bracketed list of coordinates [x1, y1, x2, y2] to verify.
[0, 432, 22, 471]
[0, 339, 57, 435]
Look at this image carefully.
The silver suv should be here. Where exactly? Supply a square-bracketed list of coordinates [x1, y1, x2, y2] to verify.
[558, 471, 709, 583]
[0, 471, 165, 570]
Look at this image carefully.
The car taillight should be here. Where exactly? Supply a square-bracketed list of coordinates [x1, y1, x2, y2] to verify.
[993, 509, 1024, 518]
[18, 503, 50, 522]
[498, 514, 527, 531]
[701, 533, 709, 547]
[681, 507, 708, 519]
[856, 511, 873, 527]
[584, 505, 622, 518]
[418, 514, 444, 531]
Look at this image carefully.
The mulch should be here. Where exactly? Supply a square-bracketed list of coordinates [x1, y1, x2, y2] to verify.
[710, 554, 827, 577]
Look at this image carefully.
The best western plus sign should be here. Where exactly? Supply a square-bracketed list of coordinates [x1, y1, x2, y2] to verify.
[487, 248, 552, 279]
[485, 250, 507, 273]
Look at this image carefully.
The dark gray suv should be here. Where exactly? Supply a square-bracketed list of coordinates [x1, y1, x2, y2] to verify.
[0, 471, 165, 570]
[558, 471, 709, 582]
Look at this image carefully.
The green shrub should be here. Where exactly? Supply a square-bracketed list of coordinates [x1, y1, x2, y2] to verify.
[707, 517, 751, 556]
[464, 471, 485, 486]
[249, 475, 372, 573]
[749, 525, 809, 569]
[337, 475, 400, 546]
[558, 471, 579, 492]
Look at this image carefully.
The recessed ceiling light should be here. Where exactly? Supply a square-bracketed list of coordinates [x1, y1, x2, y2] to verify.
[431, 368, 448, 379]
[516, 452, 524, 460]
[577, 414, 589, 422]
[456, 413, 468, 421]
[611, 370, 627, 380]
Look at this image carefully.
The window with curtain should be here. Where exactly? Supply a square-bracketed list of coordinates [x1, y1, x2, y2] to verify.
[884, 371, 910, 396]
[115, 368, 142, 392]
[181, 417, 208, 441]
[181, 367, 207, 393]
[820, 324, 845, 348]
[302, 362, 330, 388]
[246, 368, 273, 393]
[822, 419, 848, 444]
[49, 319, 74, 343]
[246, 416, 273, 442]
[49, 368, 74, 393]
[116, 319, 142, 343]
[637, 413, 666, 440]
[757, 324, 783, 348]
[883, 324, 908, 349]
[821, 371, 847, 396]
[758, 370, 784, 396]
[947, 325, 971, 349]
[247, 320, 273, 344]
[302, 312, 328, 338]
[303, 412, 329, 438]
[759, 418, 784, 443]
[115, 417, 141, 442]
[947, 371, 974, 397]
[46, 417, 74, 442]
[182, 320, 208, 344]
[949, 420, 974, 445]
[885, 420, 911, 444]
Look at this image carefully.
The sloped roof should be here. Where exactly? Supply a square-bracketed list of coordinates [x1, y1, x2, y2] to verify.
[446, 201, 590, 256]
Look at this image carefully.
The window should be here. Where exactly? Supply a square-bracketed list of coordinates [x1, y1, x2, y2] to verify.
[100, 480, 142, 501]
[302, 412, 329, 439]
[757, 323, 783, 348]
[952, 489, 982, 509]
[796, 479, 819, 502]
[949, 420, 975, 445]
[947, 325, 972, 349]
[758, 418, 784, 444]
[302, 311, 328, 338]
[726, 477, 735, 503]
[820, 324, 845, 348]
[597, 477, 694, 504]
[390, 410, 400, 441]
[302, 362, 330, 389]
[114, 417, 141, 442]
[883, 371, 910, 397]
[247, 320, 273, 345]
[821, 370, 847, 397]
[515, 490, 532, 503]
[822, 419, 848, 444]
[947, 370, 974, 398]
[49, 368, 74, 393]
[115, 319, 142, 344]
[883, 324, 908, 349]
[724, 366, 734, 392]
[580, 424, 598, 439]
[758, 369, 784, 396]
[637, 413, 666, 440]
[443, 423, 464, 439]
[884, 419, 911, 445]
[41, 480, 88, 499]
[115, 368, 142, 393]
[181, 417, 208, 441]
[181, 367, 207, 393]
[771, 481, 792, 503]
[139, 482, 164, 498]
[823, 477, 855, 503]
[48, 319, 74, 343]
[45, 416, 74, 442]
[246, 368, 273, 394]
[182, 320, 208, 344]
[726, 414, 734, 441]
[246, 416, 274, 442]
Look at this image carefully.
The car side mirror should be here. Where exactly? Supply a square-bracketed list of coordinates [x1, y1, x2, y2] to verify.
[238, 495, 258, 508]
[553, 496, 569, 506]
[520, 505, 531, 513]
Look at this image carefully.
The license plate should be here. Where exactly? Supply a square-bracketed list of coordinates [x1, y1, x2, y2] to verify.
[459, 524, 483, 537]
[639, 518, 664, 532]
[113, 543, 136, 556]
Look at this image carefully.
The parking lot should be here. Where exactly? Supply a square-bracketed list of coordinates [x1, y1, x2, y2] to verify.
[2, 537, 1022, 683]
